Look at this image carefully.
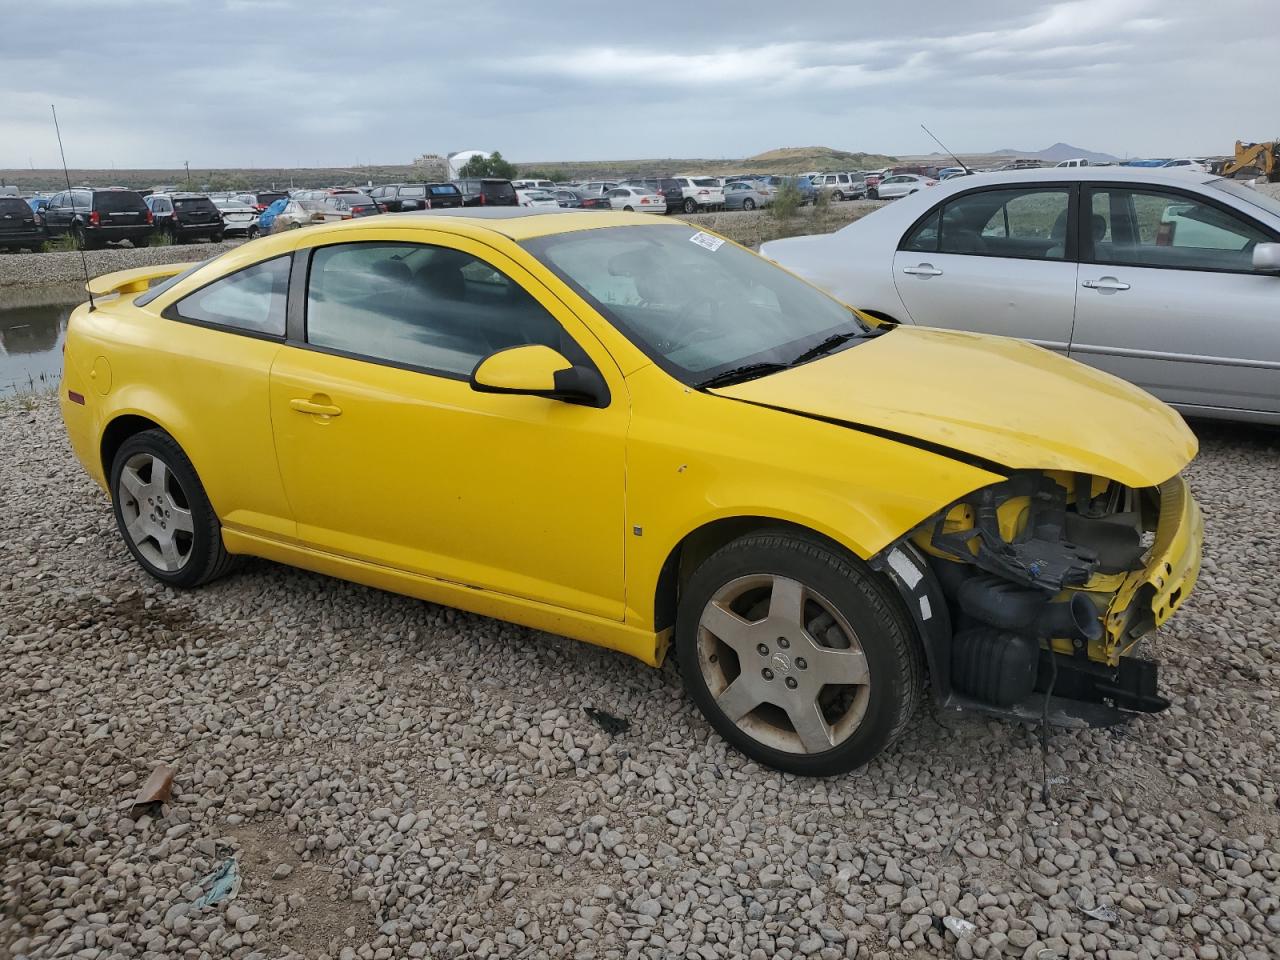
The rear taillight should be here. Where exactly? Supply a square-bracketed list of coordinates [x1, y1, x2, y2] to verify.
[88, 211, 100, 227]
[145, 210, 154, 224]
[351, 206, 367, 214]
[478, 193, 486, 205]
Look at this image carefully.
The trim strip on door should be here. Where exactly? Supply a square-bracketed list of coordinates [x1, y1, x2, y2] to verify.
[1071, 343, 1280, 370]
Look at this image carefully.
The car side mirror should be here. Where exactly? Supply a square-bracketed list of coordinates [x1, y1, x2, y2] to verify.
[1253, 243, 1280, 273]
[470, 344, 608, 407]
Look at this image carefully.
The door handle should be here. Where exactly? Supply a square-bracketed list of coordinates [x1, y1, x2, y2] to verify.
[1082, 277, 1130, 292]
[902, 264, 943, 277]
[289, 398, 343, 418]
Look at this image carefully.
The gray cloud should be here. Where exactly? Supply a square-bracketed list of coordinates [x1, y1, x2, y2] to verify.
[0, 0, 1274, 168]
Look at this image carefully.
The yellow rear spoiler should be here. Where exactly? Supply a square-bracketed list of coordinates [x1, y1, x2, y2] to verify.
[86, 263, 190, 298]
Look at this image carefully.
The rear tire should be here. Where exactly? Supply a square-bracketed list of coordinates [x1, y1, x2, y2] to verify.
[109, 429, 237, 589]
[246, 225, 259, 240]
[676, 530, 922, 776]
[868, 189, 879, 200]
[211, 231, 224, 244]
[683, 197, 697, 214]
[623, 205, 634, 212]
[833, 191, 844, 201]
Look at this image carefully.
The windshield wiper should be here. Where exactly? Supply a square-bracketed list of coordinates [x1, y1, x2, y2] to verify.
[788, 331, 865, 367]
[697, 362, 790, 389]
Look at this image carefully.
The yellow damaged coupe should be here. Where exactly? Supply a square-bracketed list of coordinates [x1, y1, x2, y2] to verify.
[61, 209, 1202, 776]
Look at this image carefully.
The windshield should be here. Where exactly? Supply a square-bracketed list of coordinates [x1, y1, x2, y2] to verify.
[524, 224, 869, 385]
[1206, 178, 1280, 219]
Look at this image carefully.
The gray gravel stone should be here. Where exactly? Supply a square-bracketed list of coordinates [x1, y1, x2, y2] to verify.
[0, 394, 1277, 960]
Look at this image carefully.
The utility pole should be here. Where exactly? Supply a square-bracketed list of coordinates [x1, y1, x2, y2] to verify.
[184, 160, 190, 188]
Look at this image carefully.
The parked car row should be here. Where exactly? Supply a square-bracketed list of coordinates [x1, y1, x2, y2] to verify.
[5, 163, 928, 255]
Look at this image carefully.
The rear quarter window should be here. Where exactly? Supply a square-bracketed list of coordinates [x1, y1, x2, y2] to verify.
[94, 191, 149, 213]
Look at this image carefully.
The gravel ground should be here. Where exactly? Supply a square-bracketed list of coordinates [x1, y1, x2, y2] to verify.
[1, 397, 1277, 960]
[0, 240, 243, 290]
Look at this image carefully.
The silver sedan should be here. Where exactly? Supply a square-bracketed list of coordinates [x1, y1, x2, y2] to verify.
[761, 167, 1280, 423]
[723, 181, 768, 211]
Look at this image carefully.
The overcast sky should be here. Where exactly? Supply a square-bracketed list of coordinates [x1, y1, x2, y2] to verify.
[2, 0, 1275, 169]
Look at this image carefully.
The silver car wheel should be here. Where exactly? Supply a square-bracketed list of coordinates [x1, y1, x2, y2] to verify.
[117, 453, 195, 572]
[696, 574, 871, 754]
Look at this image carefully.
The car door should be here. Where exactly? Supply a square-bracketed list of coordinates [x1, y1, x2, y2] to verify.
[1070, 183, 1280, 416]
[891, 184, 1079, 351]
[268, 235, 629, 619]
[44, 192, 66, 235]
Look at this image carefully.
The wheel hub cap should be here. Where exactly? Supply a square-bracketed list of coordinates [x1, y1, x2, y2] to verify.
[118, 453, 195, 572]
[697, 574, 871, 755]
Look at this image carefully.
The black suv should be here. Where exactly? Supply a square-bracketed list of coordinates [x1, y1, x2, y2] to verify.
[373, 182, 464, 212]
[42, 188, 154, 248]
[0, 197, 46, 252]
[145, 193, 225, 244]
[454, 178, 518, 207]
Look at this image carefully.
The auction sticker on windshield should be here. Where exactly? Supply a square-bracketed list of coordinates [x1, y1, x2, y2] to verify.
[689, 231, 725, 252]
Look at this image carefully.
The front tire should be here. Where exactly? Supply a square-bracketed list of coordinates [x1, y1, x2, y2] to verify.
[743, 198, 756, 211]
[109, 430, 236, 589]
[676, 530, 922, 776]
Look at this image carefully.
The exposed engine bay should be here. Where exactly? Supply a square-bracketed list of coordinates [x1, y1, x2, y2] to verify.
[874, 469, 1201, 727]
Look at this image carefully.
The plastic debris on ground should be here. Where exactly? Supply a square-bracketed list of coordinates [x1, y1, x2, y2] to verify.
[1081, 904, 1118, 923]
[943, 916, 977, 938]
[191, 857, 241, 909]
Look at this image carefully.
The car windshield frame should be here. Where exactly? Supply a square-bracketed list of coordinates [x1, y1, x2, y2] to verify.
[522, 223, 871, 388]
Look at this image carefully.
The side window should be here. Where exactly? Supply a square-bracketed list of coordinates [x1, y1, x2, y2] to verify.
[1087, 187, 1272, 272]
[900, 209, 941, 252]
[305, 242, 568, 378]
[938, 188, 1070, 260]
[171, 256, 290, 336]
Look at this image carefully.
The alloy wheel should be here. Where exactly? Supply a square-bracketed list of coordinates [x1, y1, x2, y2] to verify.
[696, 574, 871, 754]
[117, 452, 195, 572]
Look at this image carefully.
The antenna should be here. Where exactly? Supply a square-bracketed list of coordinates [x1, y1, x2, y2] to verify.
[52, 105, 95, 312]
[920, 124, 972, 176]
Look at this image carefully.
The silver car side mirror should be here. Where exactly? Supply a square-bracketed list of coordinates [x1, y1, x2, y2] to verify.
[1253, 242, 1280, 273]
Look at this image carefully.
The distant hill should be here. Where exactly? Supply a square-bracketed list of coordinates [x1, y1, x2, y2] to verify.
[994, 142, 1119, 164]
[741, 146, 898, 172]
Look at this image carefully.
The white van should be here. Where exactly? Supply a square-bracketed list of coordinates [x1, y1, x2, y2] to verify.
[1054, 158, 1090, 168]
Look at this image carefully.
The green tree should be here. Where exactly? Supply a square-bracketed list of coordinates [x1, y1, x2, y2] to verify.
[459, 151, 518, 179]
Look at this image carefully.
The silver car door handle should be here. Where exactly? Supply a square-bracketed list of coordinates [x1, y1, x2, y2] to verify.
[902, 264, 943, 277]
[1082, 277, 1130, 291]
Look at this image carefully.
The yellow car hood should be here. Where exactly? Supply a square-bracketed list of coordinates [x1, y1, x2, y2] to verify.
[712, 327, 1197, 488]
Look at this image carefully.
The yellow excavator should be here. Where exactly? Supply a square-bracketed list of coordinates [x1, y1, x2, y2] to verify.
[1217, 140, 1280, 181]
